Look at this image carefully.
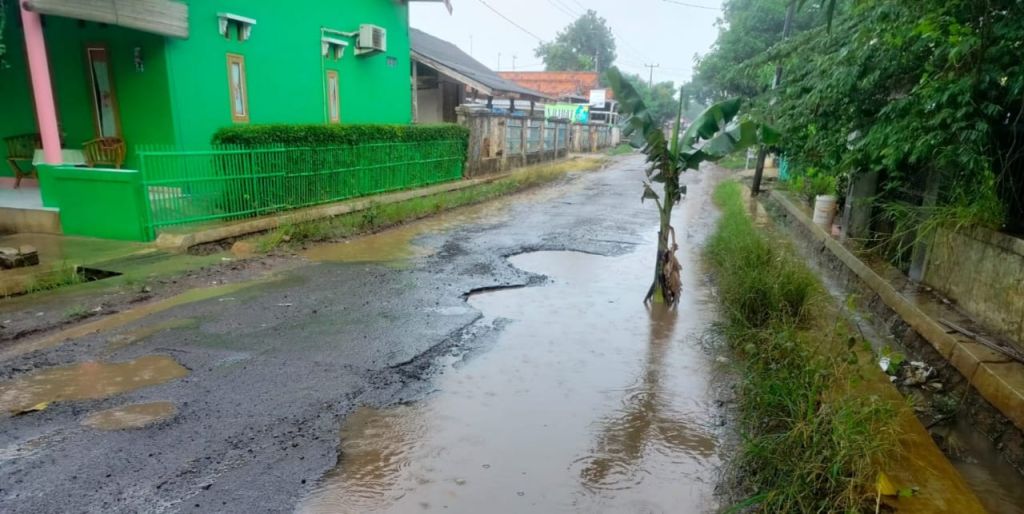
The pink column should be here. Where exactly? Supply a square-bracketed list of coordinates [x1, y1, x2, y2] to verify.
[20, 2, 62, 164]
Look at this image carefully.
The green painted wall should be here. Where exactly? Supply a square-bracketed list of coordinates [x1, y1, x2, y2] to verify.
[0, 0, 412, 177]
[0, 3, 175, 172]
[44, 165, 152, 241]
[167, 0, 413, 151]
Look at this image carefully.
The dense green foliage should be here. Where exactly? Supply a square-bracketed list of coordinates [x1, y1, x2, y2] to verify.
[535, 10, 617, 73]
[691, 0, 1024, 237]
[212, 123, 469, 147]
[708, 181, 896, 512]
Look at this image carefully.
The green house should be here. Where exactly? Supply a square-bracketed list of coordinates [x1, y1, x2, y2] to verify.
[0, 0, 453, 239]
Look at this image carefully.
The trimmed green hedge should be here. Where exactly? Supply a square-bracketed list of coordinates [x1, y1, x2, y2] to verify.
[211, 123, 469, 147]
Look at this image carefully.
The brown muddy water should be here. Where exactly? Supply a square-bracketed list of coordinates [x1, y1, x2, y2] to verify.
[0, 355, 188, 415]
[298, 183, 725, 513]
[82, 401, 178, 430]
[935, 417, 1024, 514]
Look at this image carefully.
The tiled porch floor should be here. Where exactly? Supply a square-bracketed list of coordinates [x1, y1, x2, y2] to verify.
[0, 186, 47, 210]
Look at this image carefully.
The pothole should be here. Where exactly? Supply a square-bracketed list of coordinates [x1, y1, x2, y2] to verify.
[0, 355, 188, 416]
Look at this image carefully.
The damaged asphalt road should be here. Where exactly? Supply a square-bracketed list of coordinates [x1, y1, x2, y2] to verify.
[0, 155, 680, 513]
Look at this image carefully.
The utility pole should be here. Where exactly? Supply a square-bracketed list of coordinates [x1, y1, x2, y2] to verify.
[644, 63, 660, 90]
[497, 52, 502, 71]
[469, 35, 474, 56]
[512, 54, 517, 71]
[752, 0, 796, 195]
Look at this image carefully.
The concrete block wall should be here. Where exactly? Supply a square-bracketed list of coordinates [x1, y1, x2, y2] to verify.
[457, 106, 619, 177]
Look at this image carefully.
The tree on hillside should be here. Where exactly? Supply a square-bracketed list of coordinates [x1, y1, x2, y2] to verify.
[535, 10, 616, 74]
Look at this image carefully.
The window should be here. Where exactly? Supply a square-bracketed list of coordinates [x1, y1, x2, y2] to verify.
[85, 45, 121, 137]
[218, 13, 256, 41]
[326, 70, 340, 123]
[321, 37, 348, 61]
[226, 54, 249, 123]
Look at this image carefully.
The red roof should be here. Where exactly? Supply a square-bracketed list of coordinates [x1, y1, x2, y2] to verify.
[497, 71, 612, 100]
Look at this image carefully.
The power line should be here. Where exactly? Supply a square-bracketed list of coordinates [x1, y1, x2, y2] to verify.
[474, 0, 544, 42]
[545, 0, 578, 19]
[661, 0, 720, 11]
[553, 0, 582, 17]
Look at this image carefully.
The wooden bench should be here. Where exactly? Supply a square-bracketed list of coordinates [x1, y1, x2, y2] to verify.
[83, 137, 126, 168]
[4, 133, 42, 188]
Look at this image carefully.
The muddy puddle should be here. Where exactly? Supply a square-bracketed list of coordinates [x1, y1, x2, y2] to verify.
[298, 176, 725, 513]
[81, 401, 178, 430]
[0, 355, 188, 415]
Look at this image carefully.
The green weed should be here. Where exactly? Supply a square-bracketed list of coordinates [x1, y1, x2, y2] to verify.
[708, 181, 898, 513]
[605, 143, 635, 156]
[26, 263, 84, 294]
[63, 304, 89, 319]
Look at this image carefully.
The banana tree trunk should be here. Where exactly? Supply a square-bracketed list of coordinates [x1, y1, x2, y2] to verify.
[647, 179, 678, 305]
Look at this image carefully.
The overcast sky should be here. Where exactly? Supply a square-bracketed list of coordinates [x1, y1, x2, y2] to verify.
[410, 0, 725, 88]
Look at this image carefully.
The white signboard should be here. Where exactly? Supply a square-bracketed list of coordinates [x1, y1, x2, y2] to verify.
[589, 89, 607, 107]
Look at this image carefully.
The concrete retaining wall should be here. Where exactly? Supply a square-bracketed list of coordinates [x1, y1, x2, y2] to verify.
[767, 190, 1024, 472]
[924, 227, 1024, 343]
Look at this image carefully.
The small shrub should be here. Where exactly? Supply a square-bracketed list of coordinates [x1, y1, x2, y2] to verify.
[211, 123, 469, 148]
[789, 167, 838, 205]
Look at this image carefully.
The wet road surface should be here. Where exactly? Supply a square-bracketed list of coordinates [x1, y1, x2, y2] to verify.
[0, 156, 729, 513]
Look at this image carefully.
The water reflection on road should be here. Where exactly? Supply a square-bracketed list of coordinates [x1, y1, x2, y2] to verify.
[298, 172, 725, 513]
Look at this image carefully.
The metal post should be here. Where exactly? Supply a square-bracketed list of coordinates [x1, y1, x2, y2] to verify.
[644, 63, 660, 90]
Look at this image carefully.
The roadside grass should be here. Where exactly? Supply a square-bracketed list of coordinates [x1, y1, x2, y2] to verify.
[606, 143, 635, 156]
[63, 304, 89, 319]
[255, 157, 605, 252]
[25, 263, 84, 294]
[708, 181, 898, 512]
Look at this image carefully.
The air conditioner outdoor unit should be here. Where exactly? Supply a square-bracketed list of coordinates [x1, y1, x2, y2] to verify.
[357, 24, 387, 54]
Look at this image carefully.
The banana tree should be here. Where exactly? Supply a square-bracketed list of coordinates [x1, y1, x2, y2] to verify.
[605, 67, 779, 306]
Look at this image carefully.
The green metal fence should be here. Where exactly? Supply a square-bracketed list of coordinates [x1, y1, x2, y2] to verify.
[138, 140, 465, 232]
